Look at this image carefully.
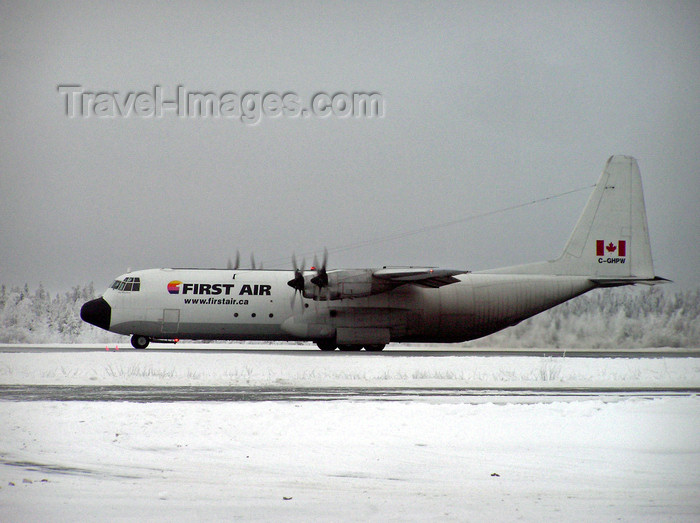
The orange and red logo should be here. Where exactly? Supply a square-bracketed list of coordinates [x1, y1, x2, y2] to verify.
[167, 281, 182, 294]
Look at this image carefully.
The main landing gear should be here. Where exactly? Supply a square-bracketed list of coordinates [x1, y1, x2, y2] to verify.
[131, 335, 150, 349]
[315, 342, 386, 352]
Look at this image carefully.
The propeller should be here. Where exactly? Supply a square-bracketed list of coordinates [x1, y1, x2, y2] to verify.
[227, 251, 263, 270]
[309, 248, 330, 302]
[246, 252, 264, 269]
[287, 254, 306, 308]
[227, 250, 240, 270]
[310, 248, 329, 288]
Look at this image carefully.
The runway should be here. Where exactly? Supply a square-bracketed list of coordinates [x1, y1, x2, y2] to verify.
[1, 384, 697, 403]
[2, 346, 699, 521]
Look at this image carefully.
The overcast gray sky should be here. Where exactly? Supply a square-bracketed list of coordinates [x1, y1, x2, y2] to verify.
[1, 1, 698, 294]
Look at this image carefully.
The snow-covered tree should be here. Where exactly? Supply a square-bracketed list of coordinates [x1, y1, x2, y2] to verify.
[0, 283, 120, 343]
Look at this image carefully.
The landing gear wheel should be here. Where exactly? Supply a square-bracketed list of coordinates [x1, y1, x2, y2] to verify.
[364, 344, 385, 352]
[317, 340, 337, 351]
[338, 344, 362, 351]
[131, 335, 150, 349]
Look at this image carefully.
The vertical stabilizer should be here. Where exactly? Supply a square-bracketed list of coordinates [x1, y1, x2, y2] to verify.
[556, 155, 654, 278]
[484, 156, 660, 281]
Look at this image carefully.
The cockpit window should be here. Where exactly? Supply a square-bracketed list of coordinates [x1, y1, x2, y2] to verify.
[111, 277, 141, 292]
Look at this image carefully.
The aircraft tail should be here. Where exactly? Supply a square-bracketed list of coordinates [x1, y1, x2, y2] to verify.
[486, 155, 667, 284]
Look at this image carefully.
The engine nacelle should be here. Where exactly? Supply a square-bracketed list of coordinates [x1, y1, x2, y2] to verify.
[302, 269, 394, 301]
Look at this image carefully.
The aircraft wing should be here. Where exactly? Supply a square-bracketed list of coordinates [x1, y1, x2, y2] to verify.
[372, 268, 466, 288]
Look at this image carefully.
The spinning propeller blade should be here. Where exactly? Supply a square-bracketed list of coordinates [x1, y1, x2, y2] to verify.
[310, 248, 329, 289]
[287, 254, 306, 308]
[227, 250, 240, 270]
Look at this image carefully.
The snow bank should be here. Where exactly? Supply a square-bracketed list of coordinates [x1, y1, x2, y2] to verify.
[1, 348, 699, 388]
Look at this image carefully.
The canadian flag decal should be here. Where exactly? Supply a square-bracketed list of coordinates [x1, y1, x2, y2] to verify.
[596, 240, 626, 257]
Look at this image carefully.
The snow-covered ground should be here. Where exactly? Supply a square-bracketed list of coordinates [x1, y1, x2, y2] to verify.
[1, 345, 699, 521]
[1, 345, 699, 389]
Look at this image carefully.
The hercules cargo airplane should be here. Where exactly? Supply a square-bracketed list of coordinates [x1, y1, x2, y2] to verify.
[81, 156, 667, 350]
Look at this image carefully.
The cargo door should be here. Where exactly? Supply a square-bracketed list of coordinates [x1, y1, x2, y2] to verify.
[162, 308, 180, 334]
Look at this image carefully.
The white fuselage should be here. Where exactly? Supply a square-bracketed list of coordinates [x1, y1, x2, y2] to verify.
[101, 268, 595, 344]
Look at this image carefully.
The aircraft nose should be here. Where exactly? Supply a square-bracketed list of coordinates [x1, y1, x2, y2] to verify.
[80, 297, 111, 330]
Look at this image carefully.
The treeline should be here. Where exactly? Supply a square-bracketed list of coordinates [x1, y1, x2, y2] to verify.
[0, 283, 698, 347]
[0, 283, 119, 344]
[463, 286, 700, 348]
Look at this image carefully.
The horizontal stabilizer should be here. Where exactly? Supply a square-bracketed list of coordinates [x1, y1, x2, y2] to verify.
[589, 276, 672, 288]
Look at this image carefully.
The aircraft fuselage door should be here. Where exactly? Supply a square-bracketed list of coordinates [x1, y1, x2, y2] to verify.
[162, 308, 180, 333]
